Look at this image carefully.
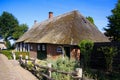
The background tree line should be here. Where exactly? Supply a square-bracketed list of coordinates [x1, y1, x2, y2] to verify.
[0, 11, 28, 49]
[104, 0, 120, 42]
[86, 0, 120, 42]
[0, 0, 120, 49]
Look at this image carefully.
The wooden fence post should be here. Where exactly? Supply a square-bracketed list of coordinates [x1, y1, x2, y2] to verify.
[12, 51, 16, 60]
[19, 55, 22, 65]
[25, 55, 29, 69]
[25, 55, 28, 64]
[25, 55, 28, 60]
[32, 58, 37, 70]
[75, 68, 82, 80]
[47, 63, 52, 78]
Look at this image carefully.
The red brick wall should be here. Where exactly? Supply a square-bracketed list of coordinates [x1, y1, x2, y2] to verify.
[47, 44, 80, 60]
[70, 47, 80, 60]
[28, 43, 80, 60]
[47, 44, 62, 59]
[29, 43, 37, 58]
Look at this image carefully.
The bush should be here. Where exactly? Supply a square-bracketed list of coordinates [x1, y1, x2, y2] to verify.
[98, 46, 117, 72]
[78, 40, 94, 68]
[0, 50, 29, 60]
[83, 69, 120, 80]
[0, 50, 12, 59]
[83, 69, 97, 79]
[15, 52, 29, 59]
[47, 57, 79, 80]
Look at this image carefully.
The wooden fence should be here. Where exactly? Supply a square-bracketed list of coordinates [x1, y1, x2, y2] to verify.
[90, 42, 120, 71]
[19, 55, 82, 80]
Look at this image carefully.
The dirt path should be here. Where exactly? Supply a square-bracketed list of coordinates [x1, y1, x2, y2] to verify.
[0, 54, 38, 80]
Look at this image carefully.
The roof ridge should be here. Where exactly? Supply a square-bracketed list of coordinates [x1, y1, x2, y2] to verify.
[16, 10, 109, 43]
[32, 10, 79, 27]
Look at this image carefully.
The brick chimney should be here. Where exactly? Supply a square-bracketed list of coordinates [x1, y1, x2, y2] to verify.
[34, 20, 37, 24]
[49, 12, 53, 19]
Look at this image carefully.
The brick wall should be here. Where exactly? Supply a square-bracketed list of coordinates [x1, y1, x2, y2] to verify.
[29, 43, 37, 58]
[70, 46, 80, 60]
[47, 44, 80, 60]
[28, 43, 81, 60]
[47, 44, 62, 59]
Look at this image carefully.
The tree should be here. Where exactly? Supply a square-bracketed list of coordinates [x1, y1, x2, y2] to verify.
[12, 24, 28, 40]
[86, 16, 95, 25]
[0, 11, 28, 49]
[104, 0, 120, 42]
[6, 40, 11, 49]
[0, 11, 19, 41]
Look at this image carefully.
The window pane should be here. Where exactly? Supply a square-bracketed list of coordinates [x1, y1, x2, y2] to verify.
[38, 44, 41, 51]
[57, 47, 62, 53]
[30, 45, 33, 50]
[42, 45, 45, 51]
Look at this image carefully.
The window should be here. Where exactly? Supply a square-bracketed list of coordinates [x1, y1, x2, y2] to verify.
[38, 44, 41, 51]
[57, 46, 62, 53]
[42, 44, 46, 51]
[30, 45, 33, 50]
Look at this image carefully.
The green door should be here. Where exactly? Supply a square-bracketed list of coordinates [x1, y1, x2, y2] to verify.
[64, 47, 70, 58]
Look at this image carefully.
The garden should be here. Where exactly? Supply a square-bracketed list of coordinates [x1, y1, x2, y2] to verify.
[0, 40, 120, 80]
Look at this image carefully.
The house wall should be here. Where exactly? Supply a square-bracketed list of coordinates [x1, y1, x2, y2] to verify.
[46, 44, 80, 60]
[0, 42, 7, 50]
[70, 46, 80, 60]
[16, 42, 29, 52]
[16, 42, 80, 60]
[29, 43, 37, 58]
[47, 44, 62, 59]
[15, 43, 20, 51]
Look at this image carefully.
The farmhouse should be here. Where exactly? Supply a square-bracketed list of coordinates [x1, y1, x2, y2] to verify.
[16, 10, 109, 60]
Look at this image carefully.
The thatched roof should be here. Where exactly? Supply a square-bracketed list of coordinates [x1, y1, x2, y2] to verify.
[16, 10, 109, 45]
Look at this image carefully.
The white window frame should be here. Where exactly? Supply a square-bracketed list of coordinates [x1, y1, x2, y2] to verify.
[57, 46, 62, 53]
[30, 45, 33, 50]
[38, 44, 41, 51]
[42, 44, 46, 51]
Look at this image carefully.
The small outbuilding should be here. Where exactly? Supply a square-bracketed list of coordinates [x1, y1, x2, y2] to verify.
[0, 39, 7, 50]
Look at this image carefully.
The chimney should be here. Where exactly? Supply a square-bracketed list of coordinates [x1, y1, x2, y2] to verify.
[34, 20, 37, 24]
[49, 12, 53, 19]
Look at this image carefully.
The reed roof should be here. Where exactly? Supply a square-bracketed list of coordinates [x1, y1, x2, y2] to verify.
[16, 10, 109, 45]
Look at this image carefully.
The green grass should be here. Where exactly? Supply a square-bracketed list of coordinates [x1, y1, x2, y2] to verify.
[15, 51, 29, 59]
[0, 50, 12, 59]
[0, 50, 29, 60]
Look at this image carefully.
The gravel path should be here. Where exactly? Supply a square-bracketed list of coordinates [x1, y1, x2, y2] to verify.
[0, 54, 38, 80]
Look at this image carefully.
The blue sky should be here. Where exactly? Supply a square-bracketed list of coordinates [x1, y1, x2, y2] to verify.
[0, 0, 118, 32]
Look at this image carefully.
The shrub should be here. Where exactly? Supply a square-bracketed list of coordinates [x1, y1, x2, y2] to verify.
[83, 69, 120, 80]
[78, 40, 94, 68]
[98, 46, 117, 72]
[0, 50, 29, 60]
[47, 57, 79, 80]
[83, 68, 97, 79]
[15, 52, 29, 59]
[0, 50, 12, 59]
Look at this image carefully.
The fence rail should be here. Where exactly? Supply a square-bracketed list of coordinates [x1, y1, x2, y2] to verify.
[19, 56, 82, 80]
